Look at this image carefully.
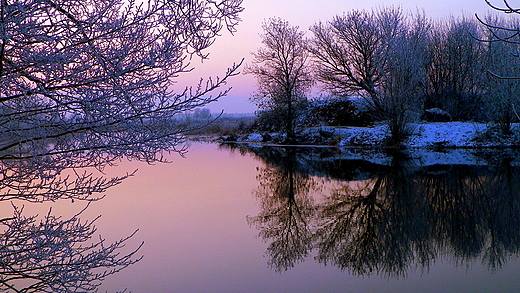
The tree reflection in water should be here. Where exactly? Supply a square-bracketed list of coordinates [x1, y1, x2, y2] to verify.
[246, 148, 317, 271]
[316, 152, 434, 277]
[238, 145, 520, 278]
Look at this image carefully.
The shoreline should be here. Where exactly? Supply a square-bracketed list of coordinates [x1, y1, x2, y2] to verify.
[187, 122, 520, 166]
[193, 122, 520, 149]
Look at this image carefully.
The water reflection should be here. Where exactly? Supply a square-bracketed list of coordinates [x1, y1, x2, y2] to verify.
[230, 145, 520, 277]
[246, 148, 316, 271]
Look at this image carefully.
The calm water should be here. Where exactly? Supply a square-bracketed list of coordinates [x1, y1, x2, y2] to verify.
[3, 142, 520, 292]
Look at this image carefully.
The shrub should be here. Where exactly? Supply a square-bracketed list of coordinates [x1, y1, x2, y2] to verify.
[306, 98, 373, 127]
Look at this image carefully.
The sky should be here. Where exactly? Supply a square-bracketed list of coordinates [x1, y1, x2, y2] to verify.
[175, 0, 495, 113]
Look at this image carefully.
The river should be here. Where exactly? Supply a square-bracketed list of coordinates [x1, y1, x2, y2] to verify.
[3, 142, 520, 292]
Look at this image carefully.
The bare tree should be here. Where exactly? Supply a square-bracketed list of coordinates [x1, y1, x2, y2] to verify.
[481, 14, 520, 134]
[378, 9, 430, 144]
[0, 154, 135, 202]
[476, 1, 520, 132]
[0, 0, 244, 163]
[0, 204, 142, 292]
[425, 18, 486, 120]
[309, 10, 383, 101]
[0, 2, 244, 290]
[246, 18, 313, 144]
[309, 7, 429, 144]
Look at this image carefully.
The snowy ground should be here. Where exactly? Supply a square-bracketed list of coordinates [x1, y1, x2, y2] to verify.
[406, 122, 485, 148]
[234, 122, 520, 166]
[335, 122, 492, 148]
[305, 121, 520, 148]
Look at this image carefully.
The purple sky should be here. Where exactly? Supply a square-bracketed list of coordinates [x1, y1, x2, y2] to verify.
[176, 0, 495, 113]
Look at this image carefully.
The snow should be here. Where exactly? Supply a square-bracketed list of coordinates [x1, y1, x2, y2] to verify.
[334, 122, 520, 166]
[220, 122, 520, 166]
[405, 122, 487, 148]
[336, 124, 388, 147]
[334, 122, 514, 148]
[221, 122, 520, 166]
[244, 133, 263, 142]
[233, 122, 506, 148]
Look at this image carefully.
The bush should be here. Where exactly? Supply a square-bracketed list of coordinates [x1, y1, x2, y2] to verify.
[252, 109, 286, 132]
[185, 116, 256, 135]
[306, 98, 373, 127]
[253, 99, 310, 134]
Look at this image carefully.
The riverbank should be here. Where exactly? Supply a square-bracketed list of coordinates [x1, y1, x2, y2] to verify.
[219, 122, 520, 149]
[205, 122, 520, 167]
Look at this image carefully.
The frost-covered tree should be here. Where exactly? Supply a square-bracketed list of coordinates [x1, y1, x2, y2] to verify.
[0, 0, 243, 202]
[309, 9, 383, 101]
[246, 18, 313, 144]
[309, 7, 429, 144]
[480, 14, 520, 134]
[0, 0, 243, 163]
[0, 204, 142, 292]
[425, 18, 486, 120]
[0, 1, 245, 289]
[476, 1, 520, 133]
[378, 9, 430, 144]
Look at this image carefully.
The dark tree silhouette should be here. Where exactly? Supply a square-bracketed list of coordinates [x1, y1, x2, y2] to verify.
[247, 148, 316, 271]
[246, 18, 313, 144]
[240, 146, 520, 276]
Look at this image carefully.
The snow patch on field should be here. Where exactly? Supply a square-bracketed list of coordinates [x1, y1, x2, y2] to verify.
[334, 122, 494, 148]
[245, 133, 263, 142]
[222, 122, 520, 166]
[336, 124, 389, 147]
[406, 122, 487, 148]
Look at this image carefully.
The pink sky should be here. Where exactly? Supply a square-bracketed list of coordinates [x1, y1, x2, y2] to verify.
[176, 0, 494, 113]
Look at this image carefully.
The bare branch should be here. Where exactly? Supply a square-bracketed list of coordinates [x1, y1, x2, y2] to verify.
[0, 203, 142, 292]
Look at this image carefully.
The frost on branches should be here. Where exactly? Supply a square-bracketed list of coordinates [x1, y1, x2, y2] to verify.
[0, 0, 244, 201]
[0, 204, 142, 292]
[0, 0, 243, 163]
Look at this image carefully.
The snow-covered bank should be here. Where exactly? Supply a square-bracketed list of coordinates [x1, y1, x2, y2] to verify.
[333, 122, 519, 148]
[330, 122, 487, 147]
[405, 122, 486, 148]
[220, 122, 520, 166]
[235, 122, 520, 148]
